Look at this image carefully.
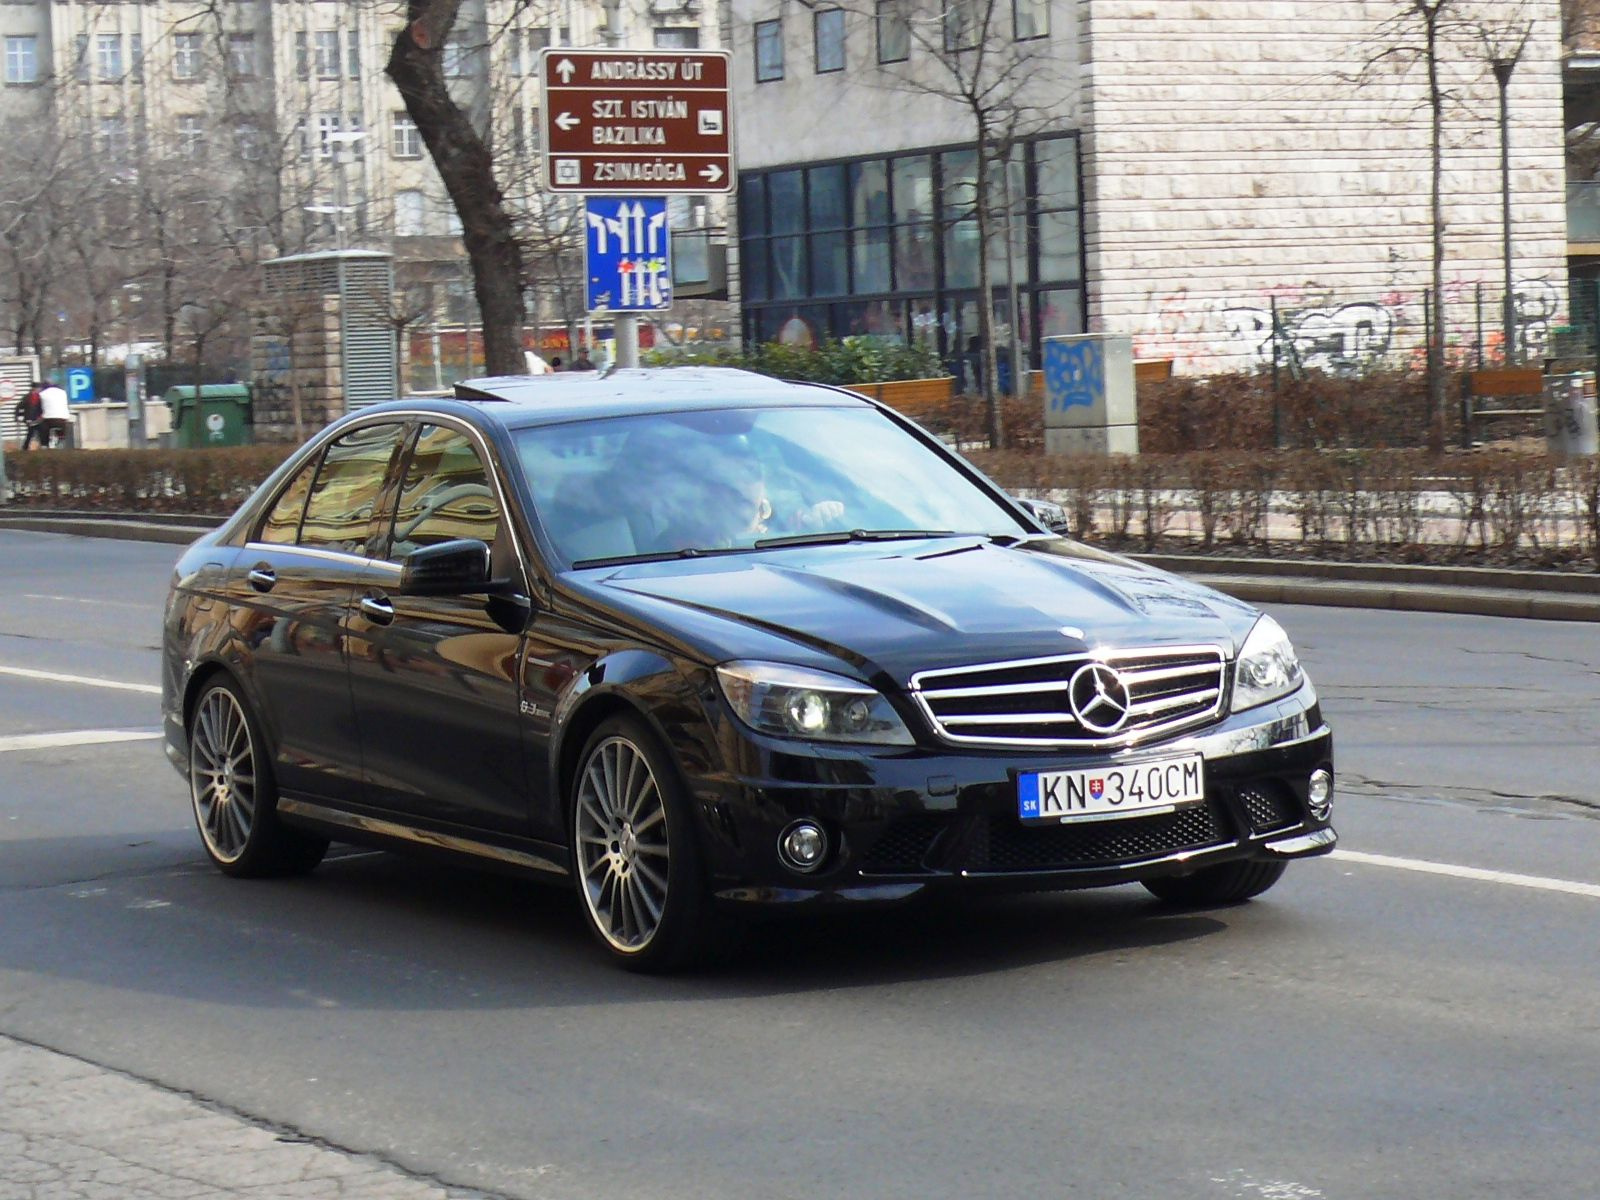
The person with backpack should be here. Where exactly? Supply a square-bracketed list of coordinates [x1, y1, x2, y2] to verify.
[13, 384, 43, 450]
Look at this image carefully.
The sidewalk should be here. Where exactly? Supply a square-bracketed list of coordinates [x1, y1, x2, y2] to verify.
[0, 1035, 488, 1200]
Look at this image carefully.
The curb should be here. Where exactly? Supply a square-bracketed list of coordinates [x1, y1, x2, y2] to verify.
[6, 511, 1600, 622]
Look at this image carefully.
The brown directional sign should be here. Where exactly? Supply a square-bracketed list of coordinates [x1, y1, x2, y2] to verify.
[539, 48, 734, 194]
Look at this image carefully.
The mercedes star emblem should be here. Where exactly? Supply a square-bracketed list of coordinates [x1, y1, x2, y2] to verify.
[1068, 662, 1132, 734]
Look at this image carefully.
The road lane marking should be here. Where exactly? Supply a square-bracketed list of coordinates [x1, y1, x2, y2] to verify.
[23, 593, 152, 611]
[1331, 849, 1600, 900]
[0, 729, 163, 753]
[0, 665, 161, 695]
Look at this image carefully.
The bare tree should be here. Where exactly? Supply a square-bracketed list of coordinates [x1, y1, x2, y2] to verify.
[387, 0, 527, 375]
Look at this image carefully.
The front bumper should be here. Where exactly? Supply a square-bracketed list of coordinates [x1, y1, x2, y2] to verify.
[702, 683, 1335, 906]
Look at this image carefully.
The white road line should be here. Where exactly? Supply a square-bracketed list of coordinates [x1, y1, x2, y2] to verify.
[0, 665, 161, 695]
[23, 593, 151, 611]
[1331, 848, 1600, 900]
[0, 730, 163, 753]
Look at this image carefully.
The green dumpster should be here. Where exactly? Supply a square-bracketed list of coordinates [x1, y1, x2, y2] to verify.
[165, 385, 252, 448]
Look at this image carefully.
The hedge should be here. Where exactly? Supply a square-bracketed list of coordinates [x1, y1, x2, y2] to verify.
[3, 447, 296, 517]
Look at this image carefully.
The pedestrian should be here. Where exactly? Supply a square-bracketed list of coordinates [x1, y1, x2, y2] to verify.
[13, 383, 43, 450]
[571, 348, 595, 371]
[36, 380, 70, 448]
[549, 356, 564, 372]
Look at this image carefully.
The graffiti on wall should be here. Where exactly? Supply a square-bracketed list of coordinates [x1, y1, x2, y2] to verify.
[1131, 278, 1564, 375]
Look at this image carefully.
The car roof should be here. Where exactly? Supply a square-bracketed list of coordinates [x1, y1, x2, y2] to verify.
[423, 367, 872, 429]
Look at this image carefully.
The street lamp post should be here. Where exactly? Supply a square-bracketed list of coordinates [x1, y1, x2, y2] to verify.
[1488, 24, 1531, 367]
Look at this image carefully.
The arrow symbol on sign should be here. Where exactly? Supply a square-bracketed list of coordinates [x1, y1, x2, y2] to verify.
[699, 164, 724, 183]
[555, 112, 580, 131]
[555, 58, 576, 82]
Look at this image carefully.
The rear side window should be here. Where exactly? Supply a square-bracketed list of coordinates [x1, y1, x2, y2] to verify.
[257, 453, 321, 545]
[299, 422, 407, 555]
[387, 424, 501, 560]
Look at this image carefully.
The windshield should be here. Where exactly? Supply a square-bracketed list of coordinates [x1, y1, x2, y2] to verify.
[513, 405, 1029, 566]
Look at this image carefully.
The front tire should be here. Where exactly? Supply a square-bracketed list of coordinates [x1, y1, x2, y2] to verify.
[187, 677, 328, 878]
[1142, 859, 1287, 906]
[569, 714, 718, 972]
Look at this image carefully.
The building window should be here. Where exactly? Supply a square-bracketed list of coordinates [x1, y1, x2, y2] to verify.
[177, 114, 205, 159]
[314, 30, 340, 78]
[442, 36, 470, 78]
[315, 111, 343, 157]
[173, 32, 200, 79]
[392, 111, 421, 158]
[347, 28, 361, 77]
[73, 34, 88, 82]
[96, 33, 122, 81]
[235, 121, 262, 162]
[97, 115, 129, 159]
[129, 34, 143, 82]
[755, 20, 783, 82]
[814, 9, 845, 72]
[876, 0, 909, 63]
[943, 0, 978, 51]
[228, 33, 256, 77]
[655, 27, 700, 49]
[4, 35, 37, 84]
[1013, 0, 1048, 40]
[523, 26, 551, 73]
[295, 31, 308, 79]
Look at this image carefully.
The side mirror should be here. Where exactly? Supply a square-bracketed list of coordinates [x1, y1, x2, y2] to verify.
[1014, 497, 1072, 535]
[400, 538, 498, 596]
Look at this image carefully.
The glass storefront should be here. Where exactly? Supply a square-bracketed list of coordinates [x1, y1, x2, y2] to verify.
[739, 133, 1084, 376]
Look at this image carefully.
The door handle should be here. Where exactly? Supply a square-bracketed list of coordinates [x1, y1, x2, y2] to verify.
[247, 565, 276, 592]
[359, 594, 396, 625]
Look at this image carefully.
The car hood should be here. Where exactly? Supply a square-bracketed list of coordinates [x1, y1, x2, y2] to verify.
[576, 538, 1260, 683]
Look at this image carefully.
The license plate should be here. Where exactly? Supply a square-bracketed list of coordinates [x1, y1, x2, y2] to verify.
[1018, 754, 1205, 824]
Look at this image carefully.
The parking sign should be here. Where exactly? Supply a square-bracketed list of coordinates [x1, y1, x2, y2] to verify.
[66, 367, 95, 404]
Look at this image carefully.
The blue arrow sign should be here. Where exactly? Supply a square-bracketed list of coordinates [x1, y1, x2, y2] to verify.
[584, 196, 672, 313]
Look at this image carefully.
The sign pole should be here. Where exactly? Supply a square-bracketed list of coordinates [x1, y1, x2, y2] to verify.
[616, 314, 640, 369]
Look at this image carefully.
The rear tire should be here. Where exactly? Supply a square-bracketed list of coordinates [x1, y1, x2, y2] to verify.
[187, 677, 328, 878]
[569, 713, 722, 972]
[1142, 859, 1287, 906]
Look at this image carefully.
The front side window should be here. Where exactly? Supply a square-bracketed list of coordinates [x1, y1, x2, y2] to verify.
[755, 20, 783, 82]
[387, 425, 501, 560]
[4, 35, 36, 84]
[172, 33, 200, 80]
[299, 423, 407, 555]
[517, 406, 1026, 566]
[815, 9, 845, 72]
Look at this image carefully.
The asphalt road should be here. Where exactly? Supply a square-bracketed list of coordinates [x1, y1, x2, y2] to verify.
[2, 528, 1598, 1200]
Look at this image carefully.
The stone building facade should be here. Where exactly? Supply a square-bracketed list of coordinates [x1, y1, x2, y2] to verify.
[730, 0, 1569, 376]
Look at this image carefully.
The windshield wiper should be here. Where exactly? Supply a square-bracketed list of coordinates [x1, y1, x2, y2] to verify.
[570, 546, 745, 570]
[753, 529, 958, 549]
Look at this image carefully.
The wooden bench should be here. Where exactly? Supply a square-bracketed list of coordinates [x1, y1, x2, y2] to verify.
[1461, 368, 1546, 444]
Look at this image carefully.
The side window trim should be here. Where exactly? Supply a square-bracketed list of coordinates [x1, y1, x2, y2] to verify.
[298, 419, 410, 557]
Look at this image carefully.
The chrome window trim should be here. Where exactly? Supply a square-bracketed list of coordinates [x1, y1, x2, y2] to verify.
[242, 541, 403, 573]
[908, 644, 1230, 750]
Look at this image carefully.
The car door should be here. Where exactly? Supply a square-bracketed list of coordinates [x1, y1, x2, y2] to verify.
[344, 420, 533, 834]
[228, 420, 408, 804]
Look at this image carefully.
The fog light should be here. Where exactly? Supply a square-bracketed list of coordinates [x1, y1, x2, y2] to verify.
[1308, 769, 1334, 821]
[778, 820, 829, 873]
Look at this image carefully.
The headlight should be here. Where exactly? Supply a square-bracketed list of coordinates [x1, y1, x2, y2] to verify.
[716, 661, 914, 745]
[1232, 615, 1305, 712]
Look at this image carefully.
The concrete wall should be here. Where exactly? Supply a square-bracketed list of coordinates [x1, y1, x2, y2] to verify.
[1081, 0, 1570, 374]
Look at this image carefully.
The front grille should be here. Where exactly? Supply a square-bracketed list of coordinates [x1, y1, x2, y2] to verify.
[1239, 783, 1299, 834]
[972, 805, 1223, 873]
[858, 815, 949, 874]
[910, 645, 1228, 749]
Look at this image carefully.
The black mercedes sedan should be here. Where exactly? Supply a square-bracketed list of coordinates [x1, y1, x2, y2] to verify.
[162, 368, 1334, 970]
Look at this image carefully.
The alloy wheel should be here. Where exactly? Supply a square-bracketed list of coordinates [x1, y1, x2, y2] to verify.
[190, 685, 257, 864]
[574, 735, 672, 953]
